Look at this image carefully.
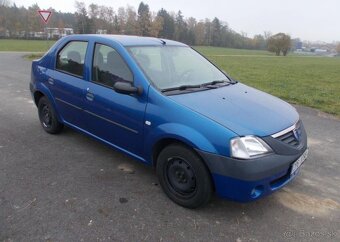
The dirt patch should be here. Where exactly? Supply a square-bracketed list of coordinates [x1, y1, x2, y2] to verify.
[276, 188, 340, 217]
[317, 111, 339, 121]
[307, 138, 321, 146]
[117, 163, 135, 174]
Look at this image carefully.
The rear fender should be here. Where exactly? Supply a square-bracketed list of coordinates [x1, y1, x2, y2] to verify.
[34, 82, 63, 122]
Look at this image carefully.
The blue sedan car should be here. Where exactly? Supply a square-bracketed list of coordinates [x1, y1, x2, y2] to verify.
[30, 35, 308, 208]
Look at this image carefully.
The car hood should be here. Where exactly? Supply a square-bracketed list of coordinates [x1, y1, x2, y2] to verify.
[168, 83, 299, 136]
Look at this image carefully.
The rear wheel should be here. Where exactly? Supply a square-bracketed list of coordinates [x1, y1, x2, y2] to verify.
[156, 144, 213, 208]
[38, 96, 63, 134]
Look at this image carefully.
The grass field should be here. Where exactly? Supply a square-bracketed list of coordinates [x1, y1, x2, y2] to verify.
[0, 39, 55, 52]
[195, 46, 340, 117]
[1, 39, 339, 117]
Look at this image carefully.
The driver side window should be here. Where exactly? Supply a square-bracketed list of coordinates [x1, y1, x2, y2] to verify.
[92, 44, 133, 88]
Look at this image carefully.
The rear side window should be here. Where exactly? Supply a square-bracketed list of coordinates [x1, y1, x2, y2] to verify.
[56, 41, 88, 77]
[92, 44, 133, 88]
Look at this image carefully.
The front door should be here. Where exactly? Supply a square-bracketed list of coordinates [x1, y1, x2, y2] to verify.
[82, 43, 147, 158]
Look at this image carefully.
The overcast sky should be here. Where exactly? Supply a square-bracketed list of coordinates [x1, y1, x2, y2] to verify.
[13, 0, 340, 42]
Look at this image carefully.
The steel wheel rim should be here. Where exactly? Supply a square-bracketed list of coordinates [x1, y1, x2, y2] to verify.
[41, 104, 52, 128]
[166, 157, 197, 197]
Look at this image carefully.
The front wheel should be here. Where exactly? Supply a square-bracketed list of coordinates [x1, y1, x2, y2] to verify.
[156, 144, 213, 208]
[38, 96, 63, 134]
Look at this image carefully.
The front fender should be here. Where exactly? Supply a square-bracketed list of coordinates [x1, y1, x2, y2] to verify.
[144, 123, 218, 164]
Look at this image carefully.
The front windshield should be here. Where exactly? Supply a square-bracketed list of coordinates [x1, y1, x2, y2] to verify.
[127, 46, 227, 90]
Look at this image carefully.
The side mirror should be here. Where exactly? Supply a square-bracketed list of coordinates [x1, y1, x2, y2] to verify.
[113, 81, 143, 95]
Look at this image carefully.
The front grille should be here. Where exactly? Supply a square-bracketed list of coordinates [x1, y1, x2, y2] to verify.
[276, 130, 299, 147]
[272, 121, 302, 147]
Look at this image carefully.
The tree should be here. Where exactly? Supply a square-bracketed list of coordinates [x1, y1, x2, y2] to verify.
[113, 15, 120, 33]
[264, 31, 272, 41]
[336, 43, 340, 55]
[267, 33, 291, 56]
[117, 7, 126, 34]
[186, 17, 196, 45]
[27, 4, 40, 32]
[125, 5, 138, 35]
[252, 34, 266, 50]
[211, 17, 222, 46]
[88, 3, 99, 33]
[0, 0, 11, 7]
[194, 21, 205, 45]
[174, 11, 187, 42]
[204, 19, 212, 45]
[137, 2, 151, 36]
[75, 1, 91, 34]
[97, 5, 115, 33]
[150, 14, 163, 37]
[157, 8, 174, 39]
[57, 19, 65, 35]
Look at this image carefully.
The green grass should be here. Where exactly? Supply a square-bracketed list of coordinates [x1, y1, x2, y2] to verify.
[1, 39, 338, 116]
[195, 46, 275, 56]
[24, 53, 45, 60]
[195, 46, 340, 117]
[0, 39, 55, 52]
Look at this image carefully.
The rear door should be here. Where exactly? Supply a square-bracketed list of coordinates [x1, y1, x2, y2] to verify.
[47, 41, 88, 127]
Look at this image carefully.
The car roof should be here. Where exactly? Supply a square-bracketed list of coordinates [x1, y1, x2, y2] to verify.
[68, 34, 188, 47]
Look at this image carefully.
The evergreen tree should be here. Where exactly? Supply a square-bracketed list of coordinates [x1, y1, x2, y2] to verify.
[157, 8, 174, 39]
[137, 2, 151, 36]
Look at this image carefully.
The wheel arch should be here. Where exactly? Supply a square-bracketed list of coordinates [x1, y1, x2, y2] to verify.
[152, 138, 191, 168]
[33, 90, 45, 107]
[32, 84, 63, 122]
[152, 137, 216, 191]
[146, 122, 218, 165]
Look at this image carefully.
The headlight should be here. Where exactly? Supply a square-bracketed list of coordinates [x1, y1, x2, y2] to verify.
[230, 136, 272, 159]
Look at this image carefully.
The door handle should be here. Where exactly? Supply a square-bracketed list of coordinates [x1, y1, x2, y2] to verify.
[48, 78, 54, 85]
[86, 91, 94, 101]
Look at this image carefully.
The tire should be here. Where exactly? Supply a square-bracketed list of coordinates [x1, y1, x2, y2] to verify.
[156, 144, 213, 208]
[38, 96, 63, 134]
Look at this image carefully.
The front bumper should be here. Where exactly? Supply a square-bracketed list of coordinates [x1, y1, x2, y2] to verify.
[198, 122, 308, 202]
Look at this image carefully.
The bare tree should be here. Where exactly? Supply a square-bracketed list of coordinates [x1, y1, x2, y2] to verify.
[117, 7, 126, 34]
[264, 31, 272, 40]
[150, 14, 163, 37]
[125, 5, 138, 35]
[336, 43, 340, 55]
[0, 0, 11, 7]
[194, 22, 205, 45]
[75, 1, 88, 33]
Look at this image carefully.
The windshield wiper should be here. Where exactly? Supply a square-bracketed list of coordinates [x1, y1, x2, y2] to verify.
[162, 84, 203, 92]
[201, 79, 236, 87]
[202, 80, 227, 86]
[161, 79, 237, 93]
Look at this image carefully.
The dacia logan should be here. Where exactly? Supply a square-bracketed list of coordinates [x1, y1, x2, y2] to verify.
[30, 35, 308, 208]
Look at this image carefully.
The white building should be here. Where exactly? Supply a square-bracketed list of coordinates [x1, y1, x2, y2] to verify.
[96, 29, 107, 34]
[45, 28, 74, 39]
